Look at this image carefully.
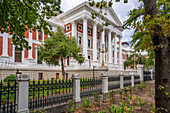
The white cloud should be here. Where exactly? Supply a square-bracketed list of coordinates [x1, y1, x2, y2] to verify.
[61, 0, 140, 42]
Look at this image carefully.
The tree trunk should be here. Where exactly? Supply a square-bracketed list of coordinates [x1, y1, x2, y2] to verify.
[143, 0, 170, 112]
[61, 57, 65, 80]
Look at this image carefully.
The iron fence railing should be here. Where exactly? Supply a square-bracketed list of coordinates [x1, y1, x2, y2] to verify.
[134, 75, 140, 85]
[108, 76, 120, 90]
[80, 78, 102, 98]
[124, 75, 131, 87]
[0, 80, 17, 113]
[144, 71, 152, 81]
[29, 79, 73, 110]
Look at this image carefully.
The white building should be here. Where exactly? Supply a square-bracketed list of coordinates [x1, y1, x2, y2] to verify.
[0, 2, 135, 80]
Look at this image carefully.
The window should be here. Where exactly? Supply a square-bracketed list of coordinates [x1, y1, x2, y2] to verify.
[88, 56, 90, 60]
[79, 54, 82, 56]
[37, 51, 42, 64]
[67, 57, 69, 66]
[66, 25, 70, 31]
[88, 29, 92, 35]
[56, 73, 59, 79]
[78, 25, 82, 31]
[15, 47, 22, 62]
[88, 29, 91, 34]
[78, 36, 82, 44]
[38, 31, 42, 40]
[88, 39, 91, 48]
[38, 73, 43, 80]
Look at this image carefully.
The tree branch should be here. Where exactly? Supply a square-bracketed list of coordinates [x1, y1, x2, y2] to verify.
[22, 0, 39, 15]
[122, 12, 145, 29]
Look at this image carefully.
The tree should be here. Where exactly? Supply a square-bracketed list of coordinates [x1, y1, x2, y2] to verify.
[89, 0, 169, 112]
[38, 27, 84, 79]
[0, 0, 62, 49]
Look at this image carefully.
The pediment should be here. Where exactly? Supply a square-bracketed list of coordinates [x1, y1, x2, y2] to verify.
[56, 1, 122, 26]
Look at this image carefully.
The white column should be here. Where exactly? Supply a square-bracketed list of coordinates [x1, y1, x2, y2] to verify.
[137, 64, 144, 83]
[35, 46, 38, 63]
[72, 74, 81, 102]
[36, 30, 38, 41]
[131, 73, 135, 87]
[108, 30, 112, 63]
[114, 35, 117, 64]
[16, 74, 29, 113]
[93, 23, 97, 61]
[83, 19, 88, 60]
[101, 72, 108, 93]
[42, 30, 44, 42]
[100, 28, 105, 62]
[119, 36, 122, 65]
[119, 72, 124, 89]
[2, 33, 9, 57]
[28, 29, 33, 59]
[72, 21, 76, 37]
[12, 45, 15, 62]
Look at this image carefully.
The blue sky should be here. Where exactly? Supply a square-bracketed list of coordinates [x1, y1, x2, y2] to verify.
[60, 0, 140, 42]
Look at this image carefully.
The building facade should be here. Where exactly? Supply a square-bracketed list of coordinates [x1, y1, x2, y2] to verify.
[0, 2, 135, 80]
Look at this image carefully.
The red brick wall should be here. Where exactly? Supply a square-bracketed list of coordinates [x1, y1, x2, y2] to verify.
[32, 43, 39, 59]
[8, 38, 13, 57]
[32, 26, 36, 40]
[25, 49, 28, 58]
[24, 26, 29, 38]
[44, 33, 48, 40]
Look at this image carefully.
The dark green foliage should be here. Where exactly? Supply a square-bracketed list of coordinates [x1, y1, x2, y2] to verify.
[3, 74, 15, 82]
[0, 0, 62, 49]
[81, 98, 91, 108]
[108, 90, 116, 103]
[67, 99, 76, 113]
[92, 91, 101, 106]
[38, 27, 84, 78]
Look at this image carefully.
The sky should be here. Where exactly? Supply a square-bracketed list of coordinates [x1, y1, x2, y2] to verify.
[60, 0, 140, 42]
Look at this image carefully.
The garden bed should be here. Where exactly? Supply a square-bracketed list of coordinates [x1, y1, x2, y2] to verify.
[69, 82, 155, 113]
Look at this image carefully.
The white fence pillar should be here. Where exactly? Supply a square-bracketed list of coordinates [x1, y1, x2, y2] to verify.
[131, 73, 134, 87]
[151, 70, 153, 80]
[119, 72, 124, 89]
[137, 64, 144, 83]
[16, 74, 29, 113]
[101, 72, 108, 94]
[72, 74, 81, 102]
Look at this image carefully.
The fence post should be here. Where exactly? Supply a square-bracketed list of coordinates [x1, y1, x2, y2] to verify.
[137, 64, 144, 83]
[131, 73, 134, 87]
[72, 74, 81, 102]
[101, 72, 108, 100]
[151, 70, 153, 80]
[119, 72, 124, 89]
[16, 74, 29, 113]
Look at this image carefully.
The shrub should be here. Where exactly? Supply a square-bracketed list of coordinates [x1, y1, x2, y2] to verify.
[81, 98, 91, 108]
[92, 91, 101, 106]
[67, 99, 76, 113]
[3, 74, 15, 82]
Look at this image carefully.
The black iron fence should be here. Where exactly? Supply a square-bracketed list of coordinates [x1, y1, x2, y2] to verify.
[29, 79, 73, 110]
[134, 75, 140, 85]
[124, 75, 131, 87]
[144, 71, 152, 81]
[0, 80, 17, 113]
[108, 76, 120, 90]
[80, 78, 102, 98]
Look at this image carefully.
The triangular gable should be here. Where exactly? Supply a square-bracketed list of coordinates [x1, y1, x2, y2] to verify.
[107, 8, 122, 26]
